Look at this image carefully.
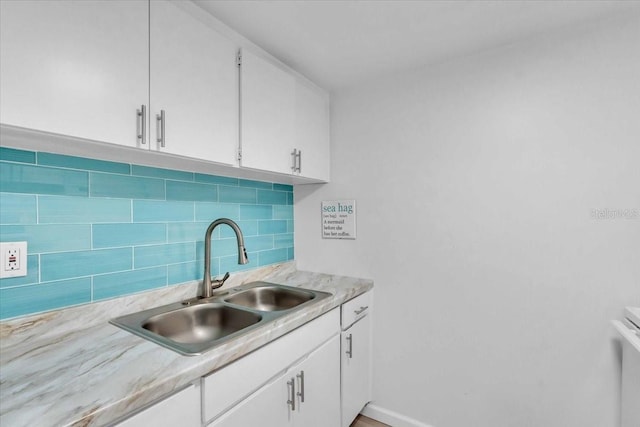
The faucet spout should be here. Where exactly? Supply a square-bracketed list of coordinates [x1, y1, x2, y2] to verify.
[202, 218, 248, 298]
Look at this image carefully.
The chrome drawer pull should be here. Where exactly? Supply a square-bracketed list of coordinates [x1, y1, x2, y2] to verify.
[354, 305, 369, 315]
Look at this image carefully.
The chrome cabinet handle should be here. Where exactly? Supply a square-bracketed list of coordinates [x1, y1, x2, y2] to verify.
[354, 306, 369, 315]
[290, 149, 302, 173]
[296, 370, 305, 403]
[137, 105, 146, 145]
[291, 149, 298, 172]
[156, 110, 165, 147]
[346, 333, 353, 359]
[287, 377, 296, 411]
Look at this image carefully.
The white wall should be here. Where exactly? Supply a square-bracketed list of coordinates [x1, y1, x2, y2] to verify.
[295, 12, 640, 427]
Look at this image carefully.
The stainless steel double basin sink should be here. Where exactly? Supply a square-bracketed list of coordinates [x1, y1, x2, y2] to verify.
[110, 282, 332, 356]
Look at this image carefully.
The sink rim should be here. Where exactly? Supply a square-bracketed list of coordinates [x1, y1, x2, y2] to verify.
[109, 282, 332, 356]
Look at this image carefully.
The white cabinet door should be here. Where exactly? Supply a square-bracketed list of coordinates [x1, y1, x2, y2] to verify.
[208, 367, 291, 427]
[295, 335, 341, 427]
[294, 80, 330, 182]
[239, 49, 296, 175]
[210, 335, 340, 427]
[0, 0, 148, 148]
[341, 315, 372, 427]
[114, 383, 201, 427]
[150, 1, 238, 165]
[239, 48, 330, 181]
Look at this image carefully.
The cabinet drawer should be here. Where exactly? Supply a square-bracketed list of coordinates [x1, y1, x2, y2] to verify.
[203, 308, 339, 423]
[341, 291, 372, 330]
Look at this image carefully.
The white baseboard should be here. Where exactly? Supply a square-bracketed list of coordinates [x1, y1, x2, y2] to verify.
[361, 403, 434, 427]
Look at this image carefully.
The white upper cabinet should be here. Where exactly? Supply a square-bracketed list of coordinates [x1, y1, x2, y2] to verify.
[150, 1, 238, 165]
[1, 1, 329, 181]
[239, 49, 296, 175]
[294, 80, 330, 182]
[240, 49, 330, 182]
[0, 0, 148, 147]
[1, 0, 238, 166]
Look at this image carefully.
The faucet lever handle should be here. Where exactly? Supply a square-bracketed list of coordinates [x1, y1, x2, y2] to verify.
[211, 272, 230, 290]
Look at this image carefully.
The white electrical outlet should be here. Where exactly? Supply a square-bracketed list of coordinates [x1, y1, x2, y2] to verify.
[0, 241, 28, 278]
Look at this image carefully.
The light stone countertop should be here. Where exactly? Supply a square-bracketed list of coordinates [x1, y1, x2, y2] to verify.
[0, 262, 373, 427]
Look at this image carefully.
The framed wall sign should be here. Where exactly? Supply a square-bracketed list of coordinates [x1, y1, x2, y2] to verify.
[321, 200, 356, 239]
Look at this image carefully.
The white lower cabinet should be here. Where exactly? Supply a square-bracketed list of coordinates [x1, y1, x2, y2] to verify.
[341, 292, 373, 427]
[341, 315, 372, 426]
[113, 383, 200, 427]
[210, 335, 340, 427]
[202, 309, 340, 425]
[112, 298, 370, 427]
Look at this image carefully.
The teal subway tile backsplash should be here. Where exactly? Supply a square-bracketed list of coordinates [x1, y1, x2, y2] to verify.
[0, 193, 37, 224]
[133, 200, 194, 222]
[0, 147, 36, 164]
[90, 172, 165, 199]
[134, 242, 195, 269]
[210, 237, 243, 258]
[194, 202, 239, 221]
[274, 183, 294, 192]
[39, 196, 131, 224]
[37, 152, 130, 175]
[168, 260, 205, 285]
[220, 220, 258, 238]
[0, 278, 92, 319]
[166, 180, 217, 201]
[257, 189, 288, 205]
[0, 148, 294, 319]
[93, 267, 167, 301]
[273, 205, 294, 220]
[132, 165, 194, 181]
[240, 204, 272, 220]
[168, 221, 214, 243]
[246, 235, 275, 252]
[195, 173, 238, 186]
[239, 179, 273, 190]
[219, 185, 256, 204]
[40, 248, 133, 282]
[274, 233, 294, 249]
[0, 224, 91, 253]
[258, 220, 288, 235]
[1, 162, 88, 196]
[258, 248, 289, 266]
[92, 223, 166, 249]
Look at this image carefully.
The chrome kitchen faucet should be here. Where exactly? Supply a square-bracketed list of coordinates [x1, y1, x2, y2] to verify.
[202, 218, 248, 298]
